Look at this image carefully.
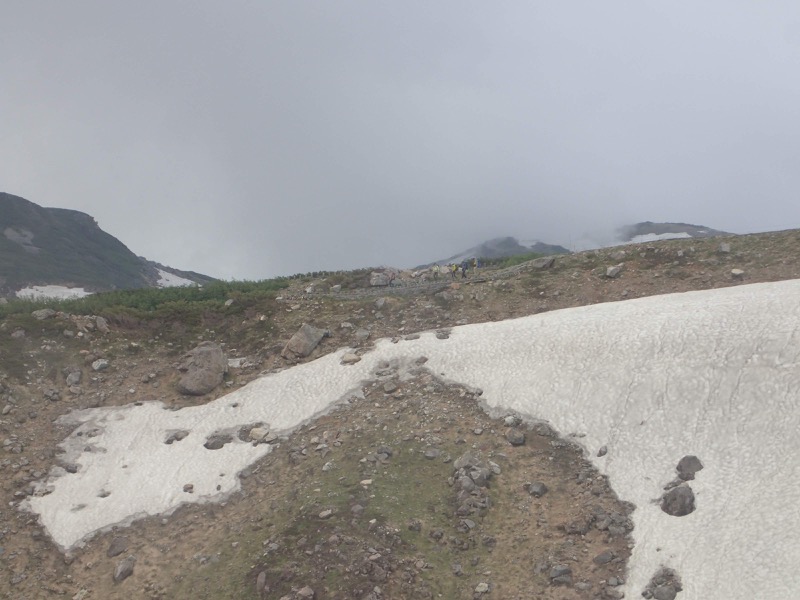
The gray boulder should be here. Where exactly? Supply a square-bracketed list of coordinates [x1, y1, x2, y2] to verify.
[531, 256, 555, 269]
[95, 316, 110, 333]
[281, 323, 330, 359]
[63, 366, 82, 386]
[92, 359, 110, 372]
[113, 556, 136, 583]
[370, 272, 392, 287]
[661, 485, 695, 516]
[676, 455, 704, 480]
[32, 308, 57, 320]
[176, 342, 228, 396]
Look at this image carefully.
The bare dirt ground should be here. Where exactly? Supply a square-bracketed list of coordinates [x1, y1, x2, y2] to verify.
[2, 229, 800, 599]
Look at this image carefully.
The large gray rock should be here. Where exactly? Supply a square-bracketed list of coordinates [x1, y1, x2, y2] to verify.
[176, 342, 228, 396]
[95, 316, 110, 334]
[676, 455, 704, 480]
[32, 308, 57, 320]
[370, 272, 392, 287]
[531, 256, 555, 269]
[113, 556, 135, 583]
[661, 485, 695, 516]
[281, 323, 330, 359]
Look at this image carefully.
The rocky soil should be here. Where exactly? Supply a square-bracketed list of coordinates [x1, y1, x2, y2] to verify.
[2, 229, 800, 599]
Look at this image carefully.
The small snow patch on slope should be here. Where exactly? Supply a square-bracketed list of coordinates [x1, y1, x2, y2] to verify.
[157, 269, 196, 288]
[16, 285, 92, 300]
[628, 232, 693, 244]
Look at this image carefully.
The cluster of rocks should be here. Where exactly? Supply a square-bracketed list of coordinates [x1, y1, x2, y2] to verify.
[28, 309, 110, 337]
[642, 567, 683, 599]
[661, 455, 703, 517]
[451, 451, 499, 521]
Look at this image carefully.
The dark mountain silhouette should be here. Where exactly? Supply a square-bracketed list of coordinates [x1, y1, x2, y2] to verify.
[0, 192, 213, 295]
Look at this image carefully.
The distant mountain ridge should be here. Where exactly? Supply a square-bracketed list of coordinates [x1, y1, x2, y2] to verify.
[427, 222, 732, 269]
[0, 192, 214, 296]
[420, 236, 571, 268]
[617, 221, 731, 243]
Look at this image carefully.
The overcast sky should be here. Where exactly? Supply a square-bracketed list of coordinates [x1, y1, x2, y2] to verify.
[2, 2, 800, 279]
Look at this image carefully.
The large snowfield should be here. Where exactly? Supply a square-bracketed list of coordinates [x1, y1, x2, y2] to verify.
[25, 280, 800, 599]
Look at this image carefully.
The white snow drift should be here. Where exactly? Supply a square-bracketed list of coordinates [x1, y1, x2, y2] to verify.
[156, 268, 196, 287]
[25, 280, 800, 599]
[15, 285, 92, 300]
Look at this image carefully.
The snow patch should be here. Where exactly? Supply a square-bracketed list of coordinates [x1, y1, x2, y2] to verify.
[156, 268, 196, 288]
[628, 232, 693, 244]
[16, 285, 93, 300]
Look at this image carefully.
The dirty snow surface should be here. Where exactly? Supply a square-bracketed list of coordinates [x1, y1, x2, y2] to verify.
[25, 280, 800, 599]
[15, 285, 92, 299]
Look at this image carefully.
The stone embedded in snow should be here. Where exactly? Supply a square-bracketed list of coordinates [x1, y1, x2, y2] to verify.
[248, 427, 269, 442]
[606, 264, 625, 278]
[176, 342, 227, 395]
[203, 433, 232, 450]
[676, 455, 704, 481]
[281, 323, 330, 359]
[661, 485, 695, 516]
[340, 353, 361, 365]
[598, 445, 608, 457]
[643, 567, 683, 600]
[164, 430, 189, 444]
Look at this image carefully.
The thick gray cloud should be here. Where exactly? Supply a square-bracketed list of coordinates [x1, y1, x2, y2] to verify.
[2, 1, 800, 279]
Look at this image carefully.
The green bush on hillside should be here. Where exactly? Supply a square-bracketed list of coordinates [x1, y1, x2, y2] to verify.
[0, 279, 289, 320]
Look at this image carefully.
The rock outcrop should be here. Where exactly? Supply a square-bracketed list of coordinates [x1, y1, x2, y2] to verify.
[176, 342, 228, 395]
